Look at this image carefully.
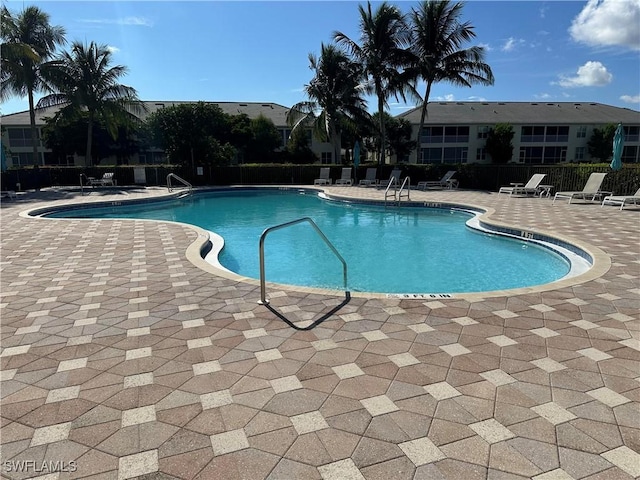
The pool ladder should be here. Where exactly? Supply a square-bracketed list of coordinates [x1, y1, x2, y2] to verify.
[258, 217, 348, 305]
[167, 173, 193, 196]
[384, 176, 411, 206]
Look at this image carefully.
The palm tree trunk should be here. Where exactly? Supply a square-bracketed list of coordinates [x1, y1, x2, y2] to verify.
[85, 113, 94, 166]
[416, 81, 433, 159]
[27, 87, 40, 166]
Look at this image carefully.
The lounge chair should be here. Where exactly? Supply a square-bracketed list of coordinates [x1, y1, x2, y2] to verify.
[313, 167, 332, 185]
[553, 172, 609, 205]
[88, 172, 115, 187]
[335, 167, 353, 186]
[417, 170, 458, 190]
[1, 190, 16, 200]
[359, 168, 378, 187]
[378, 169, 402, 189]
[601, 188, 640, 210]
[498, 173, 546, 196]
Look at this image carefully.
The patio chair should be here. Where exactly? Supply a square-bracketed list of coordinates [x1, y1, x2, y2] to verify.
[1, 190, 16, 200]
[335, 167, 353, 186]
[417, 170, 458, 190]
[601, 187, 640, 210]
[313, 167, 332, 185]
[378, 169, 402, 189]
[359, 168, 378, 187]
[498, 173, 546, 196]
[553, 172, 609, 205]
[88, 172, 115, 187]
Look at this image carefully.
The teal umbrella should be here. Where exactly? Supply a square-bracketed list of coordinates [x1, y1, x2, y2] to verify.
[353, 140, 360, 183]
[0, 140, 6, 172]
[610, 123, 624, 171]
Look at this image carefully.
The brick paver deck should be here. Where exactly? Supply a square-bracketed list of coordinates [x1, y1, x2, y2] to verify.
[1, 185, 638, 480]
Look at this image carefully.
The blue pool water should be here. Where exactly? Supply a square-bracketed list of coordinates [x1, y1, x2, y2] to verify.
[45, 189, 571, 293]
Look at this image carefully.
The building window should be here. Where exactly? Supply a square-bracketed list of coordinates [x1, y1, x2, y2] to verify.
[520, 126, 545, 142]
[7, 127, 39, 148]
[624, 126, 639, 142]
[443, 147, 468, 163]
[576, 126, 587, 138]
[443, 126, 469, 143]
[420, 126, 443, 144]
[321, 152, 332, 164]
[476, 147, 486, 161]
[543, 146, 567, 164]
[477, 126, 491, 139]
[419, 147, 442, 164]
[575, 147, 585, 161]
[545, 126, 569, 142]
[622, 145, 638, 163]
[520, 146, 543, 164]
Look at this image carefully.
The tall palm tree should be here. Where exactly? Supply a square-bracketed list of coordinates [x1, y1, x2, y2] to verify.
[37, 41, 144, 165]
[1, 5, 66, 165]
[287, 43, 370, 164]
[409, 0, 494, 146]
[334, 1, 413, 165]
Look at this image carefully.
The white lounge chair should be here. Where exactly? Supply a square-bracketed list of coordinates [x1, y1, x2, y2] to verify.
[601, 187, 640, 210]
[417, 170, 458, 190]
[378, 169, 402, 189]
[313, 167, 332, 185]
[335, 167, 353, 186]
[359, 168, 378, 187]
[89, 172, 115, 187]
[1, 190, 16, 200]
[498, 173, 546, 196]
[553, 172, 609, 205]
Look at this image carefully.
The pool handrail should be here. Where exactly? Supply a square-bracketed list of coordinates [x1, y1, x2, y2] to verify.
[258, 217, 348, 305]
[384, 175, 411, 205]
[167, 173, 193, 194]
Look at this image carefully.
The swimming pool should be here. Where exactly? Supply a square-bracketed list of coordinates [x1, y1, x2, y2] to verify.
[41, 188, 588, 294]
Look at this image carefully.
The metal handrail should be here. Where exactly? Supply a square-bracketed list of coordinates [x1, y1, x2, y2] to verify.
[384, 176, 398, 204]
[398, 176, 411, 203]
[258, 217, 348, 305]
[167, 173, 193, 194]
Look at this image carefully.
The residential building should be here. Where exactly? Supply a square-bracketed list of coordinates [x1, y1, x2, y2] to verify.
[2, 100, 638, 167]
[396, 101, 640, 164]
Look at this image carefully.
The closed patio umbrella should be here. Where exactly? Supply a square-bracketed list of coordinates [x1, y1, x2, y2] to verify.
[610, 123, 624, 171]
[353, 140, 360, 183]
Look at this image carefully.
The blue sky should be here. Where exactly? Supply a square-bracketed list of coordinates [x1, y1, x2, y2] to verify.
[2, 0, 639, 116]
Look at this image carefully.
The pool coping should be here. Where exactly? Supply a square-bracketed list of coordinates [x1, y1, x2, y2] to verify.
[22, 185, 611, 301]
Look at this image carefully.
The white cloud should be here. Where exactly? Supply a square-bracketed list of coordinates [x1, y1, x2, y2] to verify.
[620, 94, 640, 104]
[556, 61, 613, 87]
[501, 37, 525, 52]
[106, 46, 120, 54]
[477, 42, 492, 52]
[570, 0, 640, 51]
[467, 96, 487, 102]
[534, 93, 552, 99]
[80, 16, 154, 27]
[435, 94, 456, 101]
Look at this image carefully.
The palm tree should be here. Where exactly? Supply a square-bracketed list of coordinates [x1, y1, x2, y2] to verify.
[37, 41, 144, 165]
[409, 0, 494, 146]
[287, 43, 370, 164]
[1, 5, 66, 165]
[334, 1, 413, 165]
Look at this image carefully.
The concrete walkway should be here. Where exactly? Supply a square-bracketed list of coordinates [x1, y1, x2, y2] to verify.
[1, 185, 638, 479]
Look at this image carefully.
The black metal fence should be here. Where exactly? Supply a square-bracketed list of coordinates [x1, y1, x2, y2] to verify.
[2, 163, 639, 195]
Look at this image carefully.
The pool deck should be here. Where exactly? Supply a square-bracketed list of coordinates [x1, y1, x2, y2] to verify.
[0, 185, 638, 480]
